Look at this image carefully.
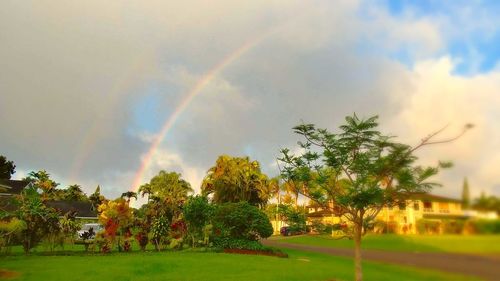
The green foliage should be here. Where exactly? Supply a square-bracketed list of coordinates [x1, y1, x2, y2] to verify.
[462, 178, 470, 209]
[23, 170, 60, 199]
[473, 193, 500, 215]
[0, 155, 16, 179]
[89, 185, 106, 208]
[0, 218, 26, 253]
[201, 155, 272, 207]
[63, 184, 88, 201]
[150, 216, 170, 251]
[212, 202, 273, 241]
[278, 204, 307, 232]
[212, 237, 268, 251]
[183, 195, 214, 247]
[442, 220, 465, 234]
[469, 220, 500, 234]
[416, 219, 441, 234]
[279, 114, 449, 232]
[10, 187, 61, 253]
[279, 114, 461, 281]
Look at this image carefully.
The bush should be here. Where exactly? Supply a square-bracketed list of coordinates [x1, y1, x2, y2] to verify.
[442, 220, 465, 234]
[213, 237, 267, 251]
[416, 219, 441, 234]
[469, 220, 500, 234]
[183, 195, 214, 247]
[213, 202, 273, 241]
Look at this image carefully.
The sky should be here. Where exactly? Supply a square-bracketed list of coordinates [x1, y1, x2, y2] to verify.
[1, 0, 499, 203]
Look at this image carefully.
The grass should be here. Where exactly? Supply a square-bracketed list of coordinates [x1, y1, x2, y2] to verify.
[0, 248, 479, 281]
[270, 234, 500, 254]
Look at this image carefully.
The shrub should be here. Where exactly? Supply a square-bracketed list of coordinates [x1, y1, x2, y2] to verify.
[469, 220, 500, 234]
[183, 196, 214, 247]
[213, 202, 273, 241]
[416, 219, 441, 234]
[213, 237, 267, 251]
[442, 220, 465, 234]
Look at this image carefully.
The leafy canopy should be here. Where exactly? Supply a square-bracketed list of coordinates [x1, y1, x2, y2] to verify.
[279, 114, 450, 227]
[201, 155, 272, 207]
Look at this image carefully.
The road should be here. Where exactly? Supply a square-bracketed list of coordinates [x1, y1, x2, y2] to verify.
[262, 239, 500, 280]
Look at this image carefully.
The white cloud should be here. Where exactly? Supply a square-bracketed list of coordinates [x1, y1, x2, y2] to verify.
[385, 57, 500, 197]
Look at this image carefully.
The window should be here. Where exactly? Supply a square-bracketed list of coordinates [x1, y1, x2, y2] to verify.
[398, 202, 406, 210]
[423, 201, 432, 212]
[413, 202, 420, 211]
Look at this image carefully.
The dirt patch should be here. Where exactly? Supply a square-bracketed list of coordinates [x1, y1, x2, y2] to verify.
[223, 248, 288, 258]
[0, 269, 20, 279]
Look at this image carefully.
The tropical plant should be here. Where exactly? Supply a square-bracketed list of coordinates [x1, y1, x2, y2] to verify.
[63, 184, 88, 201]
[23, 170, 59, 200]
[212, 202, 273, 242]
[98, 198, 134, 252]
[278, 114, 471, 281]
[89, 185, 106, 209]
[462, 178, 471, 209]
[0, 155, 16, 179]
[183, 195, 214, 247]
[142, 171, 192, 222]
[10, 186, 60, 254]
[201, 155, 271, 207]
[0, 218, 26, 253]
[121, 191, 137, 205]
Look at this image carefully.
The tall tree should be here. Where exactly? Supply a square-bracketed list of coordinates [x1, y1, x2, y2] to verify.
[462, 177, 471, 209]
[121, 191, 137, 205]
[138, 183, 152, 202]
[0, 155, 16, 179]
[23, 170, 59, 200]
[201, 155, 271, 207]
[89, 185, 106, 208]
[142, 171, 193, 224]
[279, 114, 471, 281]
[64, 184, 88, 201]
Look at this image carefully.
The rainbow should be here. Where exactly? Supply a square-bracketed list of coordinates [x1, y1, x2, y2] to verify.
[68, 53, 157, 183]
[130, 32, 274, 192]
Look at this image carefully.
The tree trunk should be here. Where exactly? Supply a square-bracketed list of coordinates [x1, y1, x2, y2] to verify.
[354, 222, 363, 281]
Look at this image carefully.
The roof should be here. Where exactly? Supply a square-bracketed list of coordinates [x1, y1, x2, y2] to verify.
[408, 193, 462, 203]
[0, 179, 31, 195]
[45, 201, 97, 218]
[0, 196, 18, 213]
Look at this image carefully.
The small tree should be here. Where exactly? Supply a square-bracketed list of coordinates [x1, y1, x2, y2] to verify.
[89, 185, 106, 209]
[11, 187, 60, 254]
[462, 177, 471, 209]
[183, 195, 214, 247]
[98, 198, 134, 252]
[201, 155, 271, 207]
[0, 155, 16, 179]
[279, 114, 471, 281]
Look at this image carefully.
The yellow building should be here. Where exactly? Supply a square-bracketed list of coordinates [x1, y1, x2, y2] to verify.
[307, 193, 466, 234]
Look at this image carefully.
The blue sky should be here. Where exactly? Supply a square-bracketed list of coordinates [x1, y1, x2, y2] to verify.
[382, 0, 500, 75]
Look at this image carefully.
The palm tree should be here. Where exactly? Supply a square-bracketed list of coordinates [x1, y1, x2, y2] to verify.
[65, 184, 87, 201]
[138, 183, 152, 202]
[121, 191, 137, 205]
[24, 170, 59, 200]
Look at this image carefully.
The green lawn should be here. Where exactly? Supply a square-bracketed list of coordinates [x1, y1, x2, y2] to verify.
[0, 248, 479, 281]
[270, 234, 500, 254]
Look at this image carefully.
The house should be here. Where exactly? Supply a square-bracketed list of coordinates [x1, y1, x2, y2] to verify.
[374, 193, 465, 234]
[45, 200, 97, 220]
[0, 179, 97, 220]
[0, 179, 33, 196]
[306, 192, 491, 235]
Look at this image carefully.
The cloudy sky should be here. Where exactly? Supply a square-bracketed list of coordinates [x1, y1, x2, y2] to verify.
[1, 0, 499, 202]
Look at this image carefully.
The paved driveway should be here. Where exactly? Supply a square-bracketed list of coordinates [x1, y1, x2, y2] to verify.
[262, 240, 500, 280]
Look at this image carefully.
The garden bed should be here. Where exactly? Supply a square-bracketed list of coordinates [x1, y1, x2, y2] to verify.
[223, 248, 288, 258]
